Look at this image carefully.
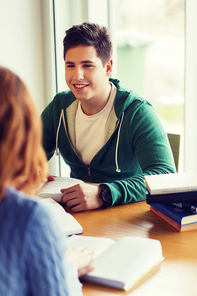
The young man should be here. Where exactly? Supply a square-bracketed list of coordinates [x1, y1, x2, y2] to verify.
[41, 22, 176, 212]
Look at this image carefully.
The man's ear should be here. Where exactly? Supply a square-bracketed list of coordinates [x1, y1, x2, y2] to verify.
[106, 59, 113, 77]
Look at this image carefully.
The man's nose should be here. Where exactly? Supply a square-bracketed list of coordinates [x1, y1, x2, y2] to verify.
[74, 67, 84, 80]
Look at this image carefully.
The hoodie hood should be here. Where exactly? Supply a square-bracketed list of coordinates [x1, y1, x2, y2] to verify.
[109, 78, 143, 119]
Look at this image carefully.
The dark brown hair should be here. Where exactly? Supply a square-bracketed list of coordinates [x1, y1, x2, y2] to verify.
[63, 22, 113, 65]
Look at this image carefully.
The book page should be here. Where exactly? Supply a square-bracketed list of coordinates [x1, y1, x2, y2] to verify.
[39, 177, 84, 201]
[82, 236, 163, 291]
[67, 235, 115, 259]
[39, 198, 83, 235]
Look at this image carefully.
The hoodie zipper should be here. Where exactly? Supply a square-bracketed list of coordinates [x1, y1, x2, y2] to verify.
[56, 109, 124, 180]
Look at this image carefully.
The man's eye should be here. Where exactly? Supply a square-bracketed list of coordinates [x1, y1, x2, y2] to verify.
[66, 64, 75, 68]
[83, 64, 92, 68]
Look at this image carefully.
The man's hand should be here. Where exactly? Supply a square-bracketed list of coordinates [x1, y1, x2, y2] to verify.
[67, 246, 94, 277]
[60, 183, 103, 212]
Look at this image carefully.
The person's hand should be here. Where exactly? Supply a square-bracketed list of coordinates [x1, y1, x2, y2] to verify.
[67, 246, 94, 277]
[47, 174, 55, 181]
[60, 183, 103, 212]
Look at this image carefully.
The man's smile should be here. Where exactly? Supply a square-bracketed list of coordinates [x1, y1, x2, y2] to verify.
[73, 84, 89, 89]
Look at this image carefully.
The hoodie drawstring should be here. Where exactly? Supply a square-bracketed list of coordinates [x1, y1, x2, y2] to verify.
[115, 112, 124, 173]
[55, 109, 66, 155]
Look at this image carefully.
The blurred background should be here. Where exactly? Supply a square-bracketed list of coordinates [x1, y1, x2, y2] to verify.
[1, 0, 197, 175]
[115, 0, 184, 133]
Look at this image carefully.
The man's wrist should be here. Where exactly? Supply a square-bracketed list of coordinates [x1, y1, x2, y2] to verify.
[99, 184, 112, 207]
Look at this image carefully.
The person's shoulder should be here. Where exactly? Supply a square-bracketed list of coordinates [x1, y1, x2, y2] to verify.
[111, 78, 143, 102]
[5, 187, 63, 233]
[42, 90, 76, 120]
[1, 187, 47, 233]
[111, 79, 150, 111]
[1, 188, 67, 254]
[53, 90, 76, 108]
[3, 187, 38, 211]
[7, 188, 51, 221]
[54, 89, 71, 100]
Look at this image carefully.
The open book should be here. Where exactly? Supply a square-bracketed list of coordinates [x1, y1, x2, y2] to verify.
[39, 177, 84, 202]
[67, 235, 164, 291]
[39, 198, 83, 235]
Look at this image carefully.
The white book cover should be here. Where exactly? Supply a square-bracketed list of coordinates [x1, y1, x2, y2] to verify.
[145, 172, 197, 195]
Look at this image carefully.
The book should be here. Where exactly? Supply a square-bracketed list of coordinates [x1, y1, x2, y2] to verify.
[39, 176, 84, 202]
[172, 202, 197, 214]
[145, 172, 197, 195]
[39, 198, 83, 235]
[149, 203, 197, 225]
[146, 190, 197, 204]
[150, 206, 197, 232]
[67, 235, 164, 291]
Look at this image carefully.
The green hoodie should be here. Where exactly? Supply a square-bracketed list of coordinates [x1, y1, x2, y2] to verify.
[41, 78, 176, 206]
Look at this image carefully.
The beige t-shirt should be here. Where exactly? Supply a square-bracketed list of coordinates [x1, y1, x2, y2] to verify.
[75, 82, 117, 165]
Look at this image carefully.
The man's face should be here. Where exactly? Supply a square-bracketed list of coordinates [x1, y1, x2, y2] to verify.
[65, 45, 112, 104]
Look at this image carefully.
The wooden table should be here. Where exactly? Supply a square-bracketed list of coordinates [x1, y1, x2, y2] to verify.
[70, 201, 197, 296]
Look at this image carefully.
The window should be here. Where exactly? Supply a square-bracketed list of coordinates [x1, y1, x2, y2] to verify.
[113, 0, 185, 171]
[44, 0, 197, 175]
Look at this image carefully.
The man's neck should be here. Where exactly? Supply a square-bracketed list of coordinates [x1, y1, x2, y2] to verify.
[80, 82, 112, 116]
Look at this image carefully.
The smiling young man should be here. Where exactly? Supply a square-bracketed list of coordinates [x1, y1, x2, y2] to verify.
[65, 45, 112, 115]
[41, 22, 176, 212]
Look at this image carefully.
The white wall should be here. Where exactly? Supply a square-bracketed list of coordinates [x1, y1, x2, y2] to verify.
[0, 0, 62, 176]
[0, 0, 46, 113]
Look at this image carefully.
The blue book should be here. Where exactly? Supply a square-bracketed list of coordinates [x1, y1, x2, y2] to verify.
[150, 203, 197, 225]
[172, 202, 197, 214]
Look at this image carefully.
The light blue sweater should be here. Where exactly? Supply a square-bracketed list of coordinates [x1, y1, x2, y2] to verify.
[0, 187, 82, 296]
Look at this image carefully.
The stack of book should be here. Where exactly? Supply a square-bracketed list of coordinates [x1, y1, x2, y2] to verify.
[145, 172, 197, 232]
